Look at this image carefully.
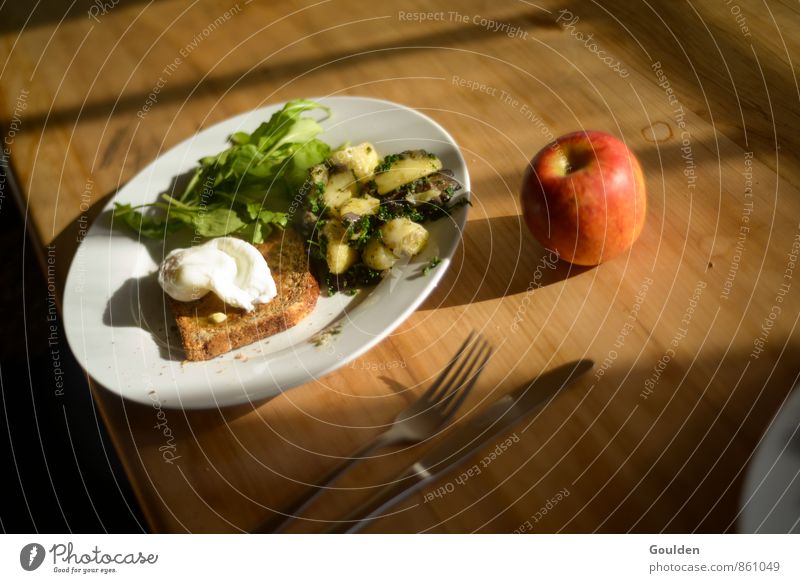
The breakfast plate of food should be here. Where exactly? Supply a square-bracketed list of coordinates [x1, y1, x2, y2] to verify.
[62, 96, 470, 408]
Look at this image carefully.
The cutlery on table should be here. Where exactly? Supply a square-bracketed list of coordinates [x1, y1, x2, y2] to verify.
[257, 331, 493, 533]
[324, 358, 594, 533]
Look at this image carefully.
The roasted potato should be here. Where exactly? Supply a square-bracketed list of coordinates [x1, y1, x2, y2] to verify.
[381, 217, 429, 256]
[373, 150, 443, 195]
[339, 195, 380, 218]
[327, 241, 358, 274]
[321, 166, 357, 215]
[309, 163, 329, 186]
[405, 188, 442, 206]
[362, 237, 398, 271]
[330, 142, 380, 183]
[322, 221, 359, 274]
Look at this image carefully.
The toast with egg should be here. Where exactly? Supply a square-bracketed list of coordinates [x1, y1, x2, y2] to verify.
[169, 228, 319, 361]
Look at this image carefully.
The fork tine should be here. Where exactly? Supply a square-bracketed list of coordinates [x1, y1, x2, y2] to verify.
[420, 331, 477, 402]
[426, 334, 484, 404]
[438, 343, 493, 421]
[434, 336, 488, 406]
[430, 337, 489, 410]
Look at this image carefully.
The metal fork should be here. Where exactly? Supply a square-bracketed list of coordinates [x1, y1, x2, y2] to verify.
[258, 332, 493, 533]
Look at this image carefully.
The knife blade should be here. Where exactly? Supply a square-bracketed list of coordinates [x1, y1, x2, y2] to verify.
[325, 359, 594, 533]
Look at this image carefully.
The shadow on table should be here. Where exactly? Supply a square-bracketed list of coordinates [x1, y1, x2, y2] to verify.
[570, 1, 800, 176]
[0, 0, 152, 34]
[423, 214, 592, 310]
[3, 6, 562, 131]
[0, 193, 148, 533]
[349, 342, 800, 534]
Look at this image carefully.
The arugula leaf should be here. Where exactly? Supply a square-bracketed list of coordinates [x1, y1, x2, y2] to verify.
[422, 256, 441, 275]
[230, 131, 250, 145]
[191, 208, 246, 237]
[253, 209, 288, 227]
[245, 201, 262, 220]
[237, 221, 266, 244]
[242, 99, 329, 156]
[283, 138, 331, 191]
[114, 99, 331, 243]
[113, 203, 183, 239]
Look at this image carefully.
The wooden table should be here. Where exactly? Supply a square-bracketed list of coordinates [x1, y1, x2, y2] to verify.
[3, 0, 799, 533]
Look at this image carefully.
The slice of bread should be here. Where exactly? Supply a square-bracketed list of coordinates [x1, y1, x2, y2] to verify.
[168, 228, 319, 361]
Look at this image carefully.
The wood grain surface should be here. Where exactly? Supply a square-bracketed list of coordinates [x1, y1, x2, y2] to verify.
[2, 0, 799, 532]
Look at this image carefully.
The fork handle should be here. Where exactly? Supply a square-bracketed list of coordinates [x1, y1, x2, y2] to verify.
[323, 467, 425, 533]
[255, 432, 394, 533]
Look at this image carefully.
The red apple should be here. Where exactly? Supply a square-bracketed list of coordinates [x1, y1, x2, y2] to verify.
[521, 130, 646, 266]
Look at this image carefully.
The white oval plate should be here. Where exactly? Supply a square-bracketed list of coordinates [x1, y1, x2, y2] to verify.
[63, 97, 469, 409]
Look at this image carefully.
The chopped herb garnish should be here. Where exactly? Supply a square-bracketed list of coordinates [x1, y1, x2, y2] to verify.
[422, 256, 441, 275]
[375, 153, 402, 173]
[310, 324, 343, 347]
[344, 215, 374, 249]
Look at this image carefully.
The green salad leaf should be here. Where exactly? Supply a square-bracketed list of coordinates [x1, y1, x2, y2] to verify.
[113, 99, 331, 242]
[114, 203, 182, 239]
[192, 208, 246, 237]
